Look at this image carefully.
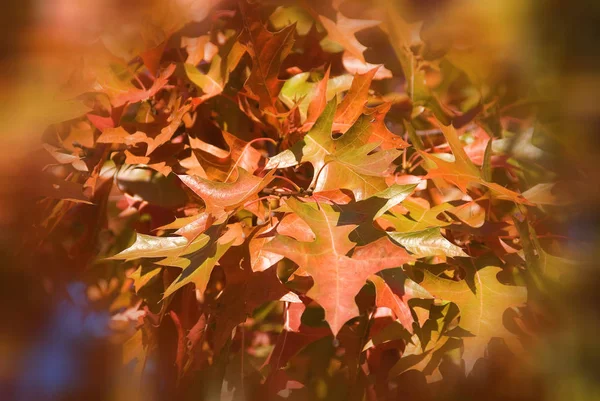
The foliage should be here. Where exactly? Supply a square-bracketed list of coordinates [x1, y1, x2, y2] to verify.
[28, 0, 579, 400]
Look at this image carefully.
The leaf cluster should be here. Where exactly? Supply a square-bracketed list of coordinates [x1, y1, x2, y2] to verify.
[33, 1, 576, 400]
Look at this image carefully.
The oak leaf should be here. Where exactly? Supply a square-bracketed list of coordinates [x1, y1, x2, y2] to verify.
[267, 99, 402, 200]
[263, 197, 413, 335]
[333, 68, 378, 132]
[109, 64, 176, 108]
[420, 124, 530, 204]
[110, 224, 237, 299]
[370, 268, 431, 329]
[97, 103, 191, 156]
[318, 13, 380, 63]
[178, 168, 275, 215]
[242, 7, 295, 113]
[176, 168, 274, 241]
[185, 37, 246, 105]
[419, 266, 527, 373]
[388, 227, 468, 258]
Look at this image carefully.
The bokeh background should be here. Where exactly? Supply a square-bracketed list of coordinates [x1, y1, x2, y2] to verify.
[1, 0, 599, 400]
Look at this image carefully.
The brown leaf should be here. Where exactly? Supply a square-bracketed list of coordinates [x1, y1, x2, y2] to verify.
[334, 68, 378, 132]
[242, 5, 296, 113]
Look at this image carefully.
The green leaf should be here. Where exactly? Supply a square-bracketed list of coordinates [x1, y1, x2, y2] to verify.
[419, 266, 527, 373]
[108, 234, 190, 261]
[159, 233, 234, 299]
[279, 72, 353, 122]
[381, 199, 453, 233]
[109, 225, 235, 298]
[388, 227, 468, 258]
[267, 99, 401, 200]
[270, 6, 316, 36]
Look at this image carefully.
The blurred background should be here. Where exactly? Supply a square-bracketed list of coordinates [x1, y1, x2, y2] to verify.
[1, 0, 599, 400]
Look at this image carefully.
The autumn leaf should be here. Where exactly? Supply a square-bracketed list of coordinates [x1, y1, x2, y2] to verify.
[279, 68, 354, 123]
[267, 99, 402, 200]
[242, 5, 295, 113]
[43, 143, 88, 172]
[370, 268, 431, 329]
[248, 224, 283, 272]
[97, 102, 191, 156]
[364, 103, 410, 150]
[318, 12, 380, 63]
[144, 103, 191, 155]
[388, 227, 468, 258]
[157, 226, 235, 298]
[333, 68, 378, 132]
[110, 64, 176, 108]
[419, 266, 527, 373]
[264, 309, 366, 381]
[448, 200, 485, 228]
[178, 168, 275, 215]
[140, 40, 167, 77]
[306, 67, 331, 125]
[185, 37, 246, 105]
[209, 254, 297, 352]
[108, 233, 189, 261]
[188, 130, 265, 181]
[110, 224, 235, 298]
[128, 265, 161, 292]
[264, 197, 413, 335]
[522, 183, 572, 205]
[175, 168, 274, 241]
[181, 35, 215, 66]
[514, 217, 575, 289]
[380, 198, 453, 233]
[265, 324, 330, 374]
[420, 124, 531, 204]
[342, 52, 392, 79]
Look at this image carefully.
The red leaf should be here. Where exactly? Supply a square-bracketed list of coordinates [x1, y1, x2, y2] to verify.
[264, 198, 413, 335]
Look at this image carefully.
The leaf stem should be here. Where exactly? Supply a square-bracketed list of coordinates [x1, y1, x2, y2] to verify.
[271, 175, 302, 191]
